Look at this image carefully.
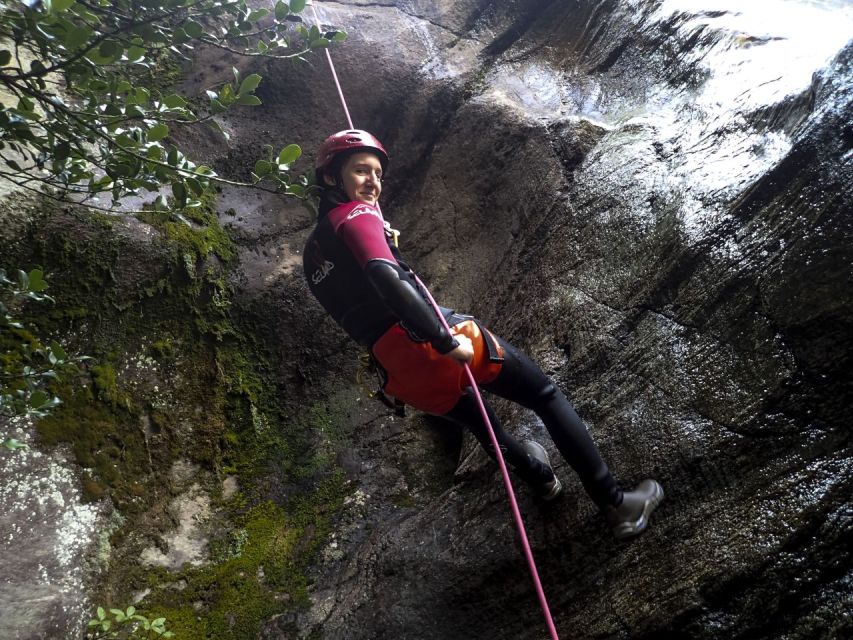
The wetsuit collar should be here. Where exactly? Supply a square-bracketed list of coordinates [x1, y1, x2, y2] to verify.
[318, 187, 349, 218]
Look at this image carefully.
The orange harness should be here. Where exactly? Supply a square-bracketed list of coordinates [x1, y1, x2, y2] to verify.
[371, 318, 504, 415]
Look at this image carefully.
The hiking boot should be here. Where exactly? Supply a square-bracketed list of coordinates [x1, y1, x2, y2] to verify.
[604, 479, 664, 540]
[522, 440, 562, 501]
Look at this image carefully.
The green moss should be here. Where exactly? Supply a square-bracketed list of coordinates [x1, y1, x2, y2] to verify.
[91, 362, 133, 409]
[140, 473, 348, 639]
[35, 382, 152, 508]
[15, 188, 356, 636]
[392, 492, 417, 509]
[81, 473, 108, 502]
[135, 206, 235, 266]
[148, 338, 174, 360]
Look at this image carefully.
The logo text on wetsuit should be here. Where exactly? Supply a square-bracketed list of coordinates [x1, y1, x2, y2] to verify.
[346, 204, 382, 222]
[312, 260, 335, 284]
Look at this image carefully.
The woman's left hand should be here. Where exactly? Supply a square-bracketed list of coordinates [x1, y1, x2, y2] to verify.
[447, 334, 474, 365]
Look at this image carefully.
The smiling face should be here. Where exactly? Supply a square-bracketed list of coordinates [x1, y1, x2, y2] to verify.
[325, 151, 383, 205]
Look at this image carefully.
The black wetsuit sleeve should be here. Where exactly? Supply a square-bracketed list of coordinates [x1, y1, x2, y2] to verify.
[364, 259, 459, 354]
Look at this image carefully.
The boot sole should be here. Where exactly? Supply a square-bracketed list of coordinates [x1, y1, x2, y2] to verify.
[522, 441, 563, 501]
[541, 477, 562, 501]
[612, 481, 664, 540]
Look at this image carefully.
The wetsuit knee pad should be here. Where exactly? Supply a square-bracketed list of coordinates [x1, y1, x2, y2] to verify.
[530, 381, 560, 408]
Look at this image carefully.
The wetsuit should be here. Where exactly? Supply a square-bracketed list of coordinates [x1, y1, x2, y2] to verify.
[303, 194, 621, 508]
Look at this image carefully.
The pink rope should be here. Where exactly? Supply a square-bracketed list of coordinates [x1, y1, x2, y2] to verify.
[308, 2, 560, 637]
[310, 3, 354, 129]
[413, 275, 561, 640]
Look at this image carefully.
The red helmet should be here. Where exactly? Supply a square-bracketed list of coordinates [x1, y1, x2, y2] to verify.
[315, 129, 389, 178]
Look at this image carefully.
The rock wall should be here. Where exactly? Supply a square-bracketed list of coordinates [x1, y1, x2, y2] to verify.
[1, 1, 851, 639]
[258, 1, 852, 638]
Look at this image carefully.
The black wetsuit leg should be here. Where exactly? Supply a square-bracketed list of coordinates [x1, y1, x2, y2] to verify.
[480, 337, 622, 509]
[444, 391, 555, 487]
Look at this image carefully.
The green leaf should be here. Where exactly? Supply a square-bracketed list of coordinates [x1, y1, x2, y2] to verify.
[126, 46, 145, 62]
[17, 96, 35, 113]
[219, 83, 234, 104]
[107, 162, 134, 178]
[148, 123, 169, 142]
[49, 341, 67, 360]
[162, 94, 186, 109]
[238, 73, 262, 96]
[247, 9, 269, 22]
[3, 438, 29, 451]
[184, 20, 203, 38]
[172, 28, 190, 45]
[129, 87, 150, 105]
[310, 37, 330, 49]
[291, 0, 307, 13]
[85, 48, 118, 65]
[115, 133, 138, 149]
[278, 144, 301, 165]
[64, 26, 92, 49]
[72, 5, 100, 24]
[27, 269, 48, 292]
[236, 94, 261, 106]
[275, 1, 289, 19]
[86, 79, 109, 93]
[0, 50, 11, 67]
[172, 181, 186, 200]
[330, 31, 348, 42]
[254, 160, 273, 176]
[52, 0, 76, 12]
[185, 177, 204, 195]
[98, 40, 123, 59]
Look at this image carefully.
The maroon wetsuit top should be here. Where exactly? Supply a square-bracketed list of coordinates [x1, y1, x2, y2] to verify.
[303, 198, 458, 353]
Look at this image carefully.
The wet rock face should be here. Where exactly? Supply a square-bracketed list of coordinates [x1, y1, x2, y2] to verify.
[0, 416, 107, 640]
[2, 0, 851, 638]
[251, 1, 852, 638]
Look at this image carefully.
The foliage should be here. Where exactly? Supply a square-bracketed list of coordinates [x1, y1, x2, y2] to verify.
[0, 0, 346, 213]
[86, 605, 174, 639]
[0, 267, 84, 448]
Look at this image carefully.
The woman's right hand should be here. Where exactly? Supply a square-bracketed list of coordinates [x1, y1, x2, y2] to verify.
[447, 334, 474, 365]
